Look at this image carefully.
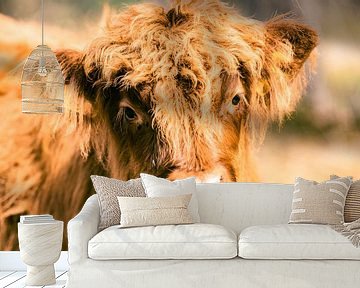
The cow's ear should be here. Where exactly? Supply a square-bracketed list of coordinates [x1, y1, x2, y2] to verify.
[265, 18, 318, 78]
[56, 49, 96, 102]
[56, 49, 84, 85]
[246, 19, 318, 143]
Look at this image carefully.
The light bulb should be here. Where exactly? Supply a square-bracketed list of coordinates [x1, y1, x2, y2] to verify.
[37, 56, 47, 77]
[37, 66, 48, 77]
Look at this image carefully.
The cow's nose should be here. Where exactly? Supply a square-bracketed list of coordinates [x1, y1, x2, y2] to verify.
[167, 170, 223, 183]
[195, 174, 222, 183]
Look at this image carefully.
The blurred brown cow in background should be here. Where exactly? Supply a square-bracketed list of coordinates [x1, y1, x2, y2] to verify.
[0, 0, 317, 250]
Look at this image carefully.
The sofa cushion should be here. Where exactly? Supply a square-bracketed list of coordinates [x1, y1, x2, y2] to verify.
[330, 175, 360, 223]
[289, 177, 351, 225]
[117, 194, 193, 228]
[88, 223, 237, 260]
[140, 173, 200, 222]
[90, 176, 145, 230]
[238, 224, 360, 260]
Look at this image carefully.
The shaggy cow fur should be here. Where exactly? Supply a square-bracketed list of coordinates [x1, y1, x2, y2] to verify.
[0, 0, 318, 250]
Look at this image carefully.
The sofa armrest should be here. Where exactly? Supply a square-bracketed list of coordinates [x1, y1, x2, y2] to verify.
[67, 194, 99, 264]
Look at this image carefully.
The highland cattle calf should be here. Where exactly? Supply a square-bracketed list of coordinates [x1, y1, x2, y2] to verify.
[0, 0, 317, 250]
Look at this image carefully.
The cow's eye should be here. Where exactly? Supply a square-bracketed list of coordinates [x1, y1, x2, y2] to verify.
[232, 94, 241, 105]
[124, 107, 137, 120]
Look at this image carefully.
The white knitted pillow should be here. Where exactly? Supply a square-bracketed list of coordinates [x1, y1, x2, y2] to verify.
[140, 173, 200, 222]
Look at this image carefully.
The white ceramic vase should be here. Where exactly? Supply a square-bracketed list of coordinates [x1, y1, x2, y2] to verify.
[18, 221, 63, 286]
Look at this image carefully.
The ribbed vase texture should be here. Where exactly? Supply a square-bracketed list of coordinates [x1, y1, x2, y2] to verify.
[18, 221, 63, 285]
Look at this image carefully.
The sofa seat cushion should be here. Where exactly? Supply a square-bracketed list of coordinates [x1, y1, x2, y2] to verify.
[238, 224, 360, 260]
[89, 223, 237, 260]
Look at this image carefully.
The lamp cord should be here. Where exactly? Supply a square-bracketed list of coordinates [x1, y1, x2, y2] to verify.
[41, 0, 44, 46]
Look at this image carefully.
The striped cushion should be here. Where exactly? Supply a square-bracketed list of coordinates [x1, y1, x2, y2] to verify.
[289, 177, 352, 225]
[345, 180, 360, 222]
[330, 175, 360, 223]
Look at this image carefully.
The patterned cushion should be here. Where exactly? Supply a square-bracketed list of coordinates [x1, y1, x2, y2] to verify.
[330, 175, 360, 223]
[289, 177, 352, 225]
[345, 180, 360, 222]
[90, 175, 146, 230]
[117, 194, 193, 228]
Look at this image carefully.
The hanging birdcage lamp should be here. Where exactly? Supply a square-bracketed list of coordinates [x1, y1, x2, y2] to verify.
[21, 0, 64, 114]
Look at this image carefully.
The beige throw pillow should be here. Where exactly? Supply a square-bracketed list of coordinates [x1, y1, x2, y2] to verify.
[140, 173, 200, 222]
[90, 175, 146, 229]
[118, 194, 193, 228]
[330, 175, 360, 223]
[289, 177, 352, 225]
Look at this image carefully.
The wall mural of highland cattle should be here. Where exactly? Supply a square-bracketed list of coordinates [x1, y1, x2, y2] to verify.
[0, 0, 360, 250]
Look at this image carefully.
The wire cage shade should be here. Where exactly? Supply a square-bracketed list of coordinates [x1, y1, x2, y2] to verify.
[21, 45, 64, 114]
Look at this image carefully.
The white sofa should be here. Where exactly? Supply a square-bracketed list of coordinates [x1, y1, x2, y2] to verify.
[66, 183, 360, 288]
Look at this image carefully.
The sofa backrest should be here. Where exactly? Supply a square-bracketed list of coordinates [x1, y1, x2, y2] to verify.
[195, 183, 293, 233]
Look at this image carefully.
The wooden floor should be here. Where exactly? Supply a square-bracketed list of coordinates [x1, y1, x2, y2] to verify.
[0, 271, 67, 288]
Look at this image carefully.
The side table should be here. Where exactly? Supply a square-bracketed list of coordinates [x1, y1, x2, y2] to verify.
[18, 221, 63, 286]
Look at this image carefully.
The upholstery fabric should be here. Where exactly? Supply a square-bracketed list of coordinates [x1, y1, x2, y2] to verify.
[90, 176, 145, 230]
[66, 258, 360, 288]
[140, 173, 200, 222]
[88, 223, 237, 259]
[238, 224, 360, 259]
[117, 194, 193, 228]
[67, 195, 100, 264]
[289, 177, 351, 224]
